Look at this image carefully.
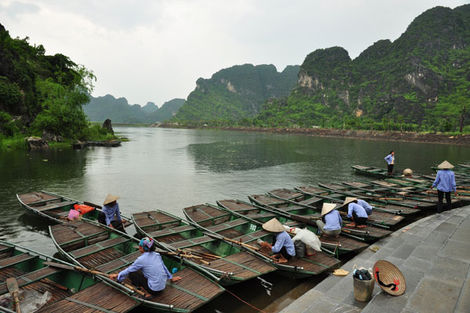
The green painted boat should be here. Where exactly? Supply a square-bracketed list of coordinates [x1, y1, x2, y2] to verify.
[265, 187, 392, 242]
[49, 219, 225, 313]
[16, 191, 133, 229]
[351, 165, 398, 178]
[183, 203, 341, 279]
[217, 199, 369, 257]
[271, 186, 406, 228]
[132, 210, 277, 285]
[0, 240, 138, 313]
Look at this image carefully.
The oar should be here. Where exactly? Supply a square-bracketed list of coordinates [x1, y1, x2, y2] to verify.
[44, 261, 146, 297]
[205, 232, 260, 251]
[6, 277, 21, 313]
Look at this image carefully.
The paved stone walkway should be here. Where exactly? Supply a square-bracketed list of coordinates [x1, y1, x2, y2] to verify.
[280, 205, 470, 313]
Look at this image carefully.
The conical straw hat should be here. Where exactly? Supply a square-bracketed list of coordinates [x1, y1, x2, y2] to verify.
[262, 218, 285, 232]
[437, 160, 454, 169]
[321, 203, 337, 216]
[342, 197, 357, 206]
[103, 194, 120, 205]
[373, 260, 406, 296]
[402, 168, 413, 176]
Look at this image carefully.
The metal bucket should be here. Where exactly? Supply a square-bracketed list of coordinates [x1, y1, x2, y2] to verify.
[353, 276, 375, 302]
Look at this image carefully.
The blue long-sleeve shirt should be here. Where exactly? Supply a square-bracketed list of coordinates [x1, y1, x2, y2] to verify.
[117, 252, 172, 292]
[432, 170, 456, 192]
[272, 231, 295, 256]
[347, 203, 368, 219]
[384, 154, 394, 165]
[357, 199, 373, 215]
[323, 210, 342, 231]
[102, 202, 122, 226]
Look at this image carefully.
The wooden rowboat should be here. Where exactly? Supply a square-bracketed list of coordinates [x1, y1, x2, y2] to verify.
[132, 210, 277, 285]
[49, 219, 224, 313]
[0, 240, 138, 313]
[16, 191, 133, 228]
[254, 189, 392, 242]
[217, 199, 369, 257]
[183, 204, 341, 279]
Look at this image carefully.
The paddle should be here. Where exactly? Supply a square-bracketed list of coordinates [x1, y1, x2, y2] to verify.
[6, 277, 21, 313]
[44, 261, 146, 297]
[204, 232, 260, 251]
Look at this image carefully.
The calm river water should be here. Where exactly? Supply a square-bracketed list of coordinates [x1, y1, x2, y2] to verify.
[0, 126, 469, 312]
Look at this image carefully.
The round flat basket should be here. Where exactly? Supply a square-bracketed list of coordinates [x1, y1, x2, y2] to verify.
[373, 260, 406, 296]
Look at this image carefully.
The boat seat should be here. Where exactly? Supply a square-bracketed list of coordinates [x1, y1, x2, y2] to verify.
[171, 236, 214, 249]
[70, 237, 128, 259]
[234, 230, 267, 243]
[0, 254, 37, 269]
[37, 200, 77, 211]
[149, 224, 195, 238]
[95, 251, 141, 273]
[206, 219, 247, 233]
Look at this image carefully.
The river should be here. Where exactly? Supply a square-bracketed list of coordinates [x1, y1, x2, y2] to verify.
[0, 126, 468, 312]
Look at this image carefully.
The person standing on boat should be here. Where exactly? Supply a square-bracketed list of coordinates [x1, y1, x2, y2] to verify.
[429, 160, 457, 213]
[343, 197, 368, 228]
[316, 203, 342, 238]
[259, 218, 295, 263]
[110, 237, 182, 297]
[384, 151, 395, 176]
[99, 194, 126, 233]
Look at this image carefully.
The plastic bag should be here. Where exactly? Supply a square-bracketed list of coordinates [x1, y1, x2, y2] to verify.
[291, 228, 322, 252]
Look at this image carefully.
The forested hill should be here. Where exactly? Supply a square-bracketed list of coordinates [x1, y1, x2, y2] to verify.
[256, 4, 470, 132]
[0, 23, 97, 141]
[173, 64, 300, 122]
[83, 95, 184, 123]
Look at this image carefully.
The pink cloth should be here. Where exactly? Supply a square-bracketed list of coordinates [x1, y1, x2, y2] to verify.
[68, 209, 80, 220]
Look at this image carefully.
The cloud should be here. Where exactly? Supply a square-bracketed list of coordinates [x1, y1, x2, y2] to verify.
[1, 0, 468, 106]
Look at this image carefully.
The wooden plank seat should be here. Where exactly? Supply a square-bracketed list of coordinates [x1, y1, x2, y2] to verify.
[233, 230, 268, 243]
[149, 224, 195, 238]
[51, 222, 108, 247]
[36, 282, 138, 313]
[0, 267, 60, 294]
[208, 252, 273, 278]
[0, 253, 36, 269]
[36, 200, 76, 211]
[70, 237, 128, 259]
[205, 219, 247, 232]
[134, 211, 181, 229]
[18, 192, 61, 205]
[251, 195, 286, 205]
[171, 236, 214, 249]
[95, 251, 141, 273]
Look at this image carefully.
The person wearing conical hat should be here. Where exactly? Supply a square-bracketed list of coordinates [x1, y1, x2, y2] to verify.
[430, 161, 457, 213]
[98, 194, 126, 233]
[384, 151, 395, 176]
[258, 218, 295, 263]
[402, 168, 413, 177]
[343, 197, 368, 228]
[316, 203, 342, 238]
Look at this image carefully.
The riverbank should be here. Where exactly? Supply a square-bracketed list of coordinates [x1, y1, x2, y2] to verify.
[160, 124, 470, 145]
[280, 205, 470, 313]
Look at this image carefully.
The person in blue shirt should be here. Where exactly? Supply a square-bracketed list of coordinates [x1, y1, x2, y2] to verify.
[430, 160, 457, 213]
[316, 203, 342, 238]
[343, 197, 368, 228]
[356, 199, 373, 215]
[110, 237, 182, 297]
[98, 194, 126, 233]
[259, 218, 295, 263]
[384, 151, 395, 176]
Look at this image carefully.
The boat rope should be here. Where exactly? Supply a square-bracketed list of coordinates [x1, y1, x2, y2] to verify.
[225, 289, 268, 313]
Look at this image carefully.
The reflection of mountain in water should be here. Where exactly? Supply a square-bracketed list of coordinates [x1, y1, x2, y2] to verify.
[187, 140, 312, 173]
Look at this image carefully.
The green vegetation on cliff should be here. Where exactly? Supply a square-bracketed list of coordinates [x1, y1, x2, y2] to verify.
[173, 64, 299, 123]
[256, 5, 470, 132]
[0, 23, 111, 150]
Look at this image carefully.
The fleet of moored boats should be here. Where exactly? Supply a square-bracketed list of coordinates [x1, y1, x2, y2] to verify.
[2, 163, 470, 312]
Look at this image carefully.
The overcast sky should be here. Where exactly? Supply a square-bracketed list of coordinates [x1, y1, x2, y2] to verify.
[1, 0, 467, 106]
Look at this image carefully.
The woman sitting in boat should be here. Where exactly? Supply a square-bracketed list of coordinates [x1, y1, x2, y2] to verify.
[343, 197, 368, 228]
[98, 194, 126, 232]
[259, 218, 295, 263]
[110, 237, 182, 297]
[316, 203, 342, 238]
